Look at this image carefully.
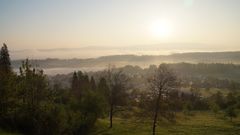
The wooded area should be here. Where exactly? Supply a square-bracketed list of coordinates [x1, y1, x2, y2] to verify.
[1, 43, 240, 135]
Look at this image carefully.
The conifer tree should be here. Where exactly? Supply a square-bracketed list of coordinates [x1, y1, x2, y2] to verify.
[71, 71, 79, 96]
[90, 76, 96, 90]
[98, 77, 109, 98]
[0, 43, 13, 117]
[0, 43, 11, 74]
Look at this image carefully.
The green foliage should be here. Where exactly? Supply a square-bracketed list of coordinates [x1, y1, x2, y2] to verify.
[68, 71, 107, 134]
[0, 48, 105, 135]
[0, 44, 16, 130]
[11, 59, 60, 134]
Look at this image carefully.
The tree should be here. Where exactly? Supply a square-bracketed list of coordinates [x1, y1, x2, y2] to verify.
[209, 102, 220, 116]
[97, 77, 109, 99]
[105, 65, 128, 128]
[69, 70, 106, 134]
[16, 59, 53, 134]
[183, 101, 193, 116]
[18, 59, 50, 111]
[210, 91, 226, 109]
[97, 77, 109, 115]
[148, 64, 179, 135]
[226, 92, 237, 107]
[90, 76, 96, 91]
[71, 71, 80, 97]
[0, 43, 11, 74]
[71, 71, 91, 98]
[236, 95, 240, 109]
[0, 43, 14, 119]
[225, 106, 237, 122]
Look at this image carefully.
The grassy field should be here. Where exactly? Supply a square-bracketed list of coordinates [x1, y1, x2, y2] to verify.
[1, 111, 239, 135]
[0, 130, 20, 135]
[90, 111, 240, 135]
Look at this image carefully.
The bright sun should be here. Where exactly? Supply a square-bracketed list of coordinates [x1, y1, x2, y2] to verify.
[149, 20, 172, 38]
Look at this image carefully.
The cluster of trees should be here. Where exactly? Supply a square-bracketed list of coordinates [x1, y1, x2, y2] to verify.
[208, 91, 240, 121]
[0, 44, 101, 134]
[70, 66, 129, 129]
[119, 64, 240, 90]
[0, 44, 129, 134]
[1, 43, 240, 135]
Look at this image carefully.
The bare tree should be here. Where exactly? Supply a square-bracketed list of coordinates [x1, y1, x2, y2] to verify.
[105, 65, 128, 128]
[148, 64, 179, 135]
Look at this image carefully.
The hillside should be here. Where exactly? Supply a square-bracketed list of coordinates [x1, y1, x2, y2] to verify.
[12, 51, 240, 69]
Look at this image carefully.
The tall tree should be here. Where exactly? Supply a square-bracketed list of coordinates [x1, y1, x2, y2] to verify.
[209, 91, 226, 109]
[71, 71, 80, 97]
[148, 64, 179, 135]
[97, 77, 109, 99]
[105, 65, 128, 128]
[226, 92, 237, 107]
[71, 71, 92, 98]
[90, 76, 96, 91]
[225, 106, 237, 122]
[0, 43, 13, 117]
[0, 43, 11, 74]
[18, 59, 50, 113]
[15, 59, 55, 134]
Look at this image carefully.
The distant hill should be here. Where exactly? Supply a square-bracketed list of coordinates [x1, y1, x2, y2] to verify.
[12, 51, 240, 69]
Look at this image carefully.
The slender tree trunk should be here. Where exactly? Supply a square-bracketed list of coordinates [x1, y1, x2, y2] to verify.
[109, 103, 113, 128]
[152, 90, 161, 135]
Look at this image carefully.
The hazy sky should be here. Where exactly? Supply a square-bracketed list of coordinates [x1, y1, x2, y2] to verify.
[0, 0, 240, 59]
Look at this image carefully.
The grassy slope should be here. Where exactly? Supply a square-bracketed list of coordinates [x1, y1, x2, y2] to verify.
[90, 111, 240, 135]
[0, 130, 19, 135]
[1, 112, 239, 135]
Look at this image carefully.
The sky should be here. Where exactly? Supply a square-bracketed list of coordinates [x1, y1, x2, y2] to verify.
[0, 0, 240, 59]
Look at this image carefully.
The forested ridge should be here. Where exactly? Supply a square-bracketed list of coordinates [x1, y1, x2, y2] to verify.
[11, 51, 240, 69]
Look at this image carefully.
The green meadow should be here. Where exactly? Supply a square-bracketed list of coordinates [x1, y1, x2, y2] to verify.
[90, 111, 240, 135]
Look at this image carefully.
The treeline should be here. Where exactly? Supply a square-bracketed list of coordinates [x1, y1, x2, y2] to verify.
[118, 64, 240, 90]
[182, 77, 240, 90]
[1, 43, 240, 135]
[49, 64, 240, 90]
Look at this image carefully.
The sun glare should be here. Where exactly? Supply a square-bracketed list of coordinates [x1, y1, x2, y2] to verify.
[149, 20, 172, 38]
